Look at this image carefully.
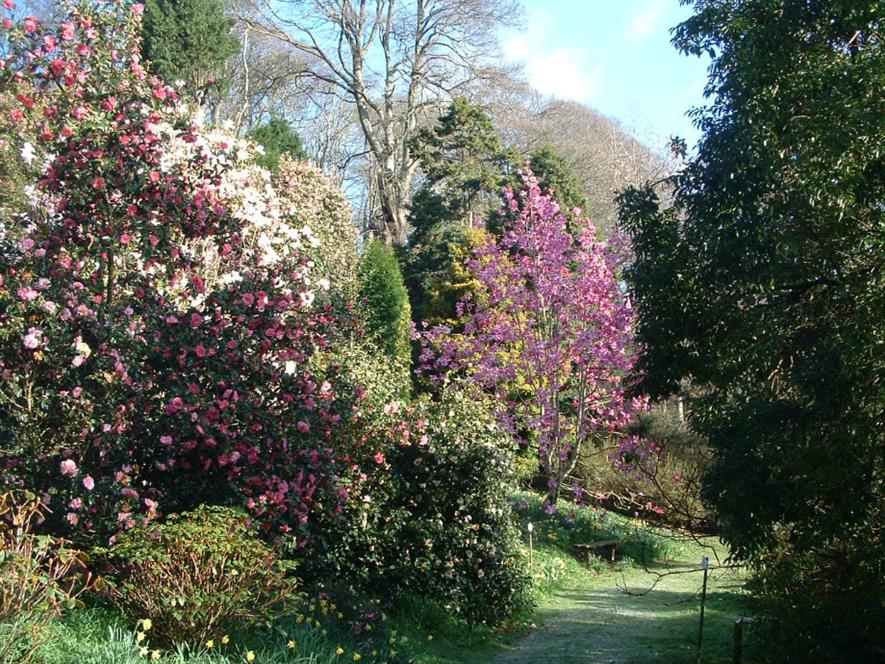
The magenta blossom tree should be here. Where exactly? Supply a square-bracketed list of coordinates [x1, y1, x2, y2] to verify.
[420, 170, 650, 505]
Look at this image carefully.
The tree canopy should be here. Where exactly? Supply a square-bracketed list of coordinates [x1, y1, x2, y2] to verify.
[619, 0, 884, 659]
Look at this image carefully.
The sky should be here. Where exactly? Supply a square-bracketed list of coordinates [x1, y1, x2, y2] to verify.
[501, 0, 712, 151]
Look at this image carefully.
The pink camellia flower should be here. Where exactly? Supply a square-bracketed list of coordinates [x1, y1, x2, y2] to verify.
[131, 3, 144, 16]
[60, 21, 75, 40]
[3, 1, 16, 12]
[17, 286, 38, 301]
[66, 512, 79, 525]
[160, 435, 172, 445]
[189, 312, 202, 328]
[82, 475, 95, 491]
[18, 237, 34, 252]
[23, 15, 37, 33]
[373, 452, 385, 464]
[59, 459, 78, 476]
[22, 327, 43, 349]
[93, 176, 106, 190]
[297, 421, 310, 433]
[71, 105, 88, 121]
[43, 34, 57, 52]
[69, 498, 82, 509]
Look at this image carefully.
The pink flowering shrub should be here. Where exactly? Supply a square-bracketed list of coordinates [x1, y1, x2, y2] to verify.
[419, 170, 651, 506]
[0, 1, 363, 546]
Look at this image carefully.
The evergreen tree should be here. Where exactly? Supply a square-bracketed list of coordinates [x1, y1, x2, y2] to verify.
[529, 146, 588, 220]
[141, 0, 239, 102]
[403, 99, 516, 328]
[618, 1, 884, 660]
[247, 118, 306, 173]
[358, 241, 412, 368]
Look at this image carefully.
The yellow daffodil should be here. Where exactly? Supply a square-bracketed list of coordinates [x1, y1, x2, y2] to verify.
[353, 654, 362, 661]
[296, 614, 304, 624]
[205, 639, 214, 649]
[140, 619, 153, 632]
[136, 631, 146, 642]
[151, 651, 160, 661]
[335, 646, 345, 656]
[139, 646, 149, 657]
[222, 635, 230, 644]
[246, 651, 255, 662]
[337, 612, 344, 619]
[287, 640, 297, 650]
[427, 635, 434, 641]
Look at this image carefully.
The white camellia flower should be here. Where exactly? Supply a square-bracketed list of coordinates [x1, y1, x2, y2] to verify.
[284, 360, 297, 375]
[21, 141, 36, 165]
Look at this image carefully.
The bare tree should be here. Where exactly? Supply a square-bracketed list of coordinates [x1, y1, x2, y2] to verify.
[241, 0, 521, 244]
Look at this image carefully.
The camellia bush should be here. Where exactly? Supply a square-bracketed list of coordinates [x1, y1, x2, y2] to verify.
[420, 171, 650, 507]
[310, 385, 530, 626]
[0, 0, 363, 547]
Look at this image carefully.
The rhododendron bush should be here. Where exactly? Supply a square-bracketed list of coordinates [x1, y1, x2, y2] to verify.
[0, 1, 362, 546]
[420, 171, 652, 507]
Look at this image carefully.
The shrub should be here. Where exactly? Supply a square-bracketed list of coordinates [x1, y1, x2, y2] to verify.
[0, 492, 91, 664]
[358, 241, 412, 367]
[98, 506, 299, 647]
[0, 2, 363, 546]
[274, 156, 360, 303]
[371, 387, 531, 625]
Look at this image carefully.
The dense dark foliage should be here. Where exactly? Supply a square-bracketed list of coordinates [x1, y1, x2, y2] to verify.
[618, 1, 884, 660]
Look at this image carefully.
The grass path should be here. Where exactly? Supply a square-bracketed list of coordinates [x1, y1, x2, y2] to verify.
[494, 548, 750, 664]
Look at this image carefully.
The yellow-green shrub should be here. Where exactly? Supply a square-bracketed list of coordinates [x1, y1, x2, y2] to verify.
[98, 506, 299, 647]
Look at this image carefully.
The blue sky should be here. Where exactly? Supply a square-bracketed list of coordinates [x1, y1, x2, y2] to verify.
[501, 0, 711, 150]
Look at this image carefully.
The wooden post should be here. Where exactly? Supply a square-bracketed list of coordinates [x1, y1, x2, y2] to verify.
[527, 522, 534, 569]
[733, 618, 745, 664]
[696, 556, 709, 664]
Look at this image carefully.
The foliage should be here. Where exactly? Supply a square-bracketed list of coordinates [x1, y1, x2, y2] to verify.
[247, 118, 307, 174]
[403, 99, 515, 327]
[274, 155, 360, 304]
[302, 386, 529, 627]
[528, 146, 588, 225]
[618, 1, 884, 660]
[372, 388, 532, 626]
[357, 241, 411, 367]
[38, 606, 389, 663]
[420, 171, 646, 506]
[571, 401, 712, 529]
[98, 506, 299, 647]
[310, 341, 410, 418]
[0, 1, 361, 546]
[141, 0, 239, 102]
[0, 492, 92, 663]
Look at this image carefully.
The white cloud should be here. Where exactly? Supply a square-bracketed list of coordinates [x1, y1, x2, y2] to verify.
[629, 1, 667, 41]
[501, 8, 604, 104]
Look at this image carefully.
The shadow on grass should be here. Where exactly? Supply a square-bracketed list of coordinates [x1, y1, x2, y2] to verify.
[498, 570, 754, 664]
